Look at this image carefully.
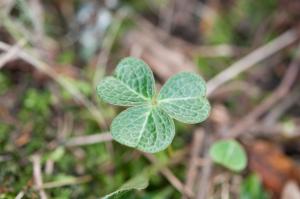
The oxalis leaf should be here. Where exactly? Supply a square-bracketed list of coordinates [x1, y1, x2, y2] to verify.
[111, 105, 175, 153]
[209, 139, 247, 172]
[96, 57, 155, 106]
[96, 57, 210, 153]
[158, 72, 210, 124]
[101, 175, 149, 199]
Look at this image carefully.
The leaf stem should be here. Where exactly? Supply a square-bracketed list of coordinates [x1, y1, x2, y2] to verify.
[167, 145, 174, 157]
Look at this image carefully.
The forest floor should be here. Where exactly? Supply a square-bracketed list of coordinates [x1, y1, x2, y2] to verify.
[1, 0, 300, 198]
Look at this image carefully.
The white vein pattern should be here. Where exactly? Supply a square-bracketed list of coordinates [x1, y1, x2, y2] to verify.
[158, 72, 210, 123]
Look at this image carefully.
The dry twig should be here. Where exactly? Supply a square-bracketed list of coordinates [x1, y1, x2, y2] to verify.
[196, 153, 213, 199]
[183, 128, 204, 199]
[207, 29, 298, 95]
[64, 132, 112, 147]
[0, 39, 26, 69]
[263, 85, 300, 125]
[38, 176, 92, 190]
[32, 155, 47, 199]
[228, 44, 300, 138]
[248, 123, 300, 138]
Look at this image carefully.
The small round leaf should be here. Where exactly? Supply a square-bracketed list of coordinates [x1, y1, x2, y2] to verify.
[111, 105, 175, 153]
[209, 139, 247, 172]
[158, 72, 210, 124]
[97, 57, 155, 106]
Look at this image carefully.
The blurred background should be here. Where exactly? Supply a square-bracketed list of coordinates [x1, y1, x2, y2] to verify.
[1, 0, 300, 198]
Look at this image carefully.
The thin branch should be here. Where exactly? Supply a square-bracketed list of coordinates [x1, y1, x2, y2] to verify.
[64, 132, 112, 147]
[248, 123, 300, 137]
[0, 39, 26, 69]
[228, 44, 300, 138]
[263, 84, 300, 125]
[183, 128, 204, 199]
[31, 155, 47, 199]
[196, 154, 213, 199]
[37, 176, 92, 190]
[195, 134, 214, 199]
[207, 29, 298, 96]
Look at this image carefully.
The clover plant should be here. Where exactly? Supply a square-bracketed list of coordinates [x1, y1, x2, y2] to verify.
[96, 57, 210, 153]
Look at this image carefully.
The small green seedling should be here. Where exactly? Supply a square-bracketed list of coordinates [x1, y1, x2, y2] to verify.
[102, 175, 148, 199]
[209, 139, 247, 172]
[97, 57, 210, 153]
[240, 173, 269, 199]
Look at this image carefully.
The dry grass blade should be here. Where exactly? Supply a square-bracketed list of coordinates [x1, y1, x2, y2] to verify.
[0, 41, 107, 129]
[64, 132, 112, 147]
[15, 191, 25, 199]
[0, 39, 26, 69]
[31, 155, 47, 199]
[263, 84, 300, 125]
[196, 156, 212, 199]
[207, 29, 298, 96]
[229, 44, 300, 138]
[38, 176, 92, 190]
[183, 128, 204, 199]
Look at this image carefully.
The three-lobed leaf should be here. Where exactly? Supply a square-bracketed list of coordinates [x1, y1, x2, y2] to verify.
[97, 57, 210, 153]
[209, 139, 247, 172]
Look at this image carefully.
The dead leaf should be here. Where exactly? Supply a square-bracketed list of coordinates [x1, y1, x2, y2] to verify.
[15, 123, 33, 147]
[246, 140, 300, 197]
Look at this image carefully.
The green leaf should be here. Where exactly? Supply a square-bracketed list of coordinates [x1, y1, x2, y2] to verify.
[158, 72, 210, 124]
[96, 58, 211, 153]
[97, 57, 155, 106]
[240, 173, 270, 199]
[111, 105, 175, 153]
[115, 57, 156, 99]
[209, 139, 247, 172]
[102, 175, 149, 199]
